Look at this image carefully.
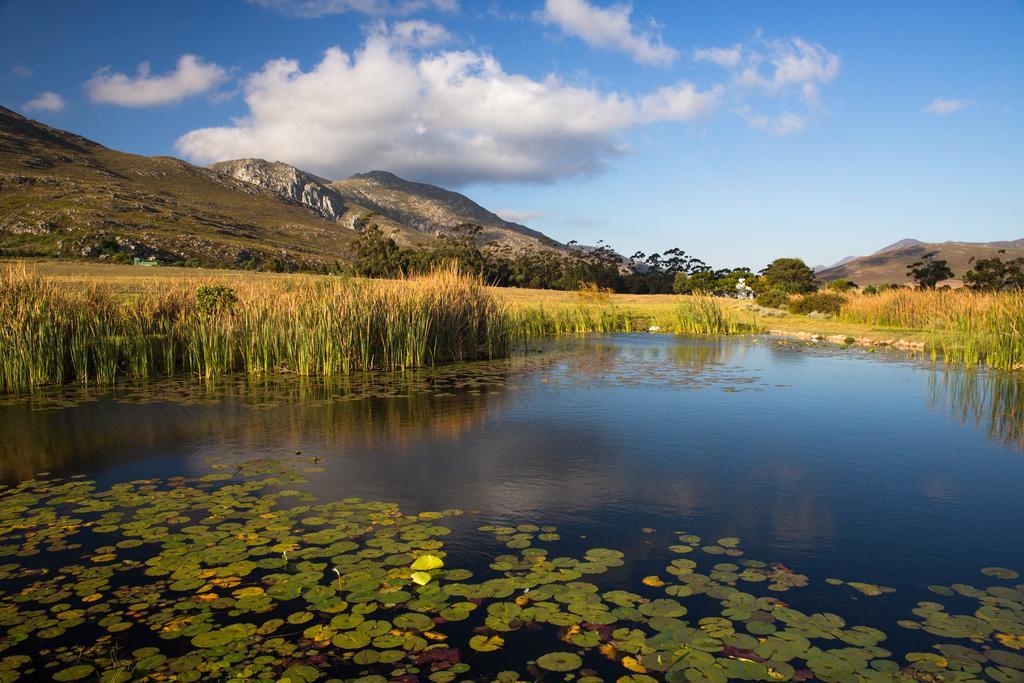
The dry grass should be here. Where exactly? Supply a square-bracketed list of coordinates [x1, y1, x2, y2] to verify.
[0, 264, 508, 392]
[3, 261, 1022, 390]
[840, 289, 1024, 369]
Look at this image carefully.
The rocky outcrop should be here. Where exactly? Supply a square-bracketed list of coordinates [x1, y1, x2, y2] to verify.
[330, 170, 554, 247]
[334, 171, 542, 238]
[211, 159, 558, 248]
[210, 159, 345, 222]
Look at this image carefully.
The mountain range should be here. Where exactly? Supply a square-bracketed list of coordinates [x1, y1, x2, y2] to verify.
[3, 105, 1021, 281]
[0, 106, 556, 269]
[815, 238, 1024, 285]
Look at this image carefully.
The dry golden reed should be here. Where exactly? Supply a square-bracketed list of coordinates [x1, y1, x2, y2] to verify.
[0, 265, 508, 392]
[840, 288, 1024, 369]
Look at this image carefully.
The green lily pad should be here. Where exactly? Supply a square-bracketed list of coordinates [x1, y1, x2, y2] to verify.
[981, 567, 1019, 580]
[536, 651, 582, 672]
[53, 665, 95, 681]
[470, 635, 504, 652]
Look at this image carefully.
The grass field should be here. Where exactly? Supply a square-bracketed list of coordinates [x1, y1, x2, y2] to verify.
[9, 259, 924, 341]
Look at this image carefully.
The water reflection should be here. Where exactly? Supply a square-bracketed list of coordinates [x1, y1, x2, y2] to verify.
[927, 367, 1024, 449]
[0, 334, 1022, 614]
[0, 374, 515, 482]
[0, 337, 759, 483]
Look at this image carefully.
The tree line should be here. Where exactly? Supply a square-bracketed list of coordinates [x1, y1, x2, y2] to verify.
[349, 223, 764, 295]
[348, 222, 1024, 296]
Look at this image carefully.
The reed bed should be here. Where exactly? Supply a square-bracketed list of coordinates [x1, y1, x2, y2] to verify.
[508, 304, 636, 337]
[0, 265, 509, 393]
[839, 289, 1024, 370]
[507, 295, 745, 337]
[672, 296, 745, 335]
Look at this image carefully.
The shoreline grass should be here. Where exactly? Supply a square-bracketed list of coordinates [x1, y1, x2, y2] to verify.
[2, 259, 1022, 393]
[0, 265, 509, 393]
[839, 289, 1024, 370]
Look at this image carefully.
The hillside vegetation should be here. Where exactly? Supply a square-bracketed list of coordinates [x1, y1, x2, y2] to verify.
[0, 106, 357, 269]
[0, 108, 562, 272]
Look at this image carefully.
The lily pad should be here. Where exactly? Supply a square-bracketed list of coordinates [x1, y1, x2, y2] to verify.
[536, 651, 582, 672]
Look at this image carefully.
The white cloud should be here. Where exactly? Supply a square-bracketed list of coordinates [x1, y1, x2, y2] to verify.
[741, 109, 805, 136]
[639, 82, 722, 121]
[248, 0, 457, 17]
[85, 54, 228, 107]
[722, 37, 839, 96]
[765, 37, 839, 92]
[699, 35, 839, 134]
[926, 97, 968, 115]
[385, 19, 452, 47]
[175, 31, 719, 185]
[535, 0, 677, 66]
[495, 208, 544, 223]
[21, 91, 64, 113]
[693, 44, 742, 68]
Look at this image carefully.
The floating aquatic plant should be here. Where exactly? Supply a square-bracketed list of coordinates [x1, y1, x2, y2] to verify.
[0, 460, 1020, 681]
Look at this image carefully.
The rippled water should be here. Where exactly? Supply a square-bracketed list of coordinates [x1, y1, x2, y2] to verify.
[1, 334, 1023, 681]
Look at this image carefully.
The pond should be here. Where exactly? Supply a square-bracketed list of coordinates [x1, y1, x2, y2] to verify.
[0, 334, 1022, 682]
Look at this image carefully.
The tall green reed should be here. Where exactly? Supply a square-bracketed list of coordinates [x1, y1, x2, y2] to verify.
[0, 265, 508, 393]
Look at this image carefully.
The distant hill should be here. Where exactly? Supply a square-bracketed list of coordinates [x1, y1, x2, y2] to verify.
[811, 254, 855, 273]
[816, 238, 1024, 285]
[1, 107, 560, 269]
[0, 106, 360, 268]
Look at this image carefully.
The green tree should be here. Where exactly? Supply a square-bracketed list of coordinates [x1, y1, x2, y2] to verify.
[758, 258, 817, 294]
[907, 253, 954, 289]
[963, 256, 1024, 291]
[672, 271, 691, 294]
[350, 225, 406, 278]
[431, 223, 486, 275]
[827, 278, 857, 292]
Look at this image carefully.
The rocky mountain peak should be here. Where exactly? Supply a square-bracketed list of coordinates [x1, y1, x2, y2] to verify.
[210, 158, 345, 222]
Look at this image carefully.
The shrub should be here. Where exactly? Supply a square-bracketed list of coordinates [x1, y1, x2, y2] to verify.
[756, 287, 790, 309]
[827, 278, 857, 292]
[574, 281, 613, 303]
[789, 292, 846, 315]
[195, 285, 237, 316]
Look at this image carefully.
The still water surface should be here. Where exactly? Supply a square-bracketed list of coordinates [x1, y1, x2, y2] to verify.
[1, 334, 1022, 681]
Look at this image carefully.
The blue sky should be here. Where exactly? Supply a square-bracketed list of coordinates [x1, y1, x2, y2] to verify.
[1, 0, 1022, 269]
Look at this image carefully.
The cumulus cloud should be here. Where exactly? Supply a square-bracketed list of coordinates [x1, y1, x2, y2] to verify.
[639, 82, 723, 120]
[85, 55, 228, 107]
[535, 0, 677, 66]
[925, 97, 968, 115]
[175, 32, 719, 185]
[21, 91, 65, 113]
[248, 0, 457, 17]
